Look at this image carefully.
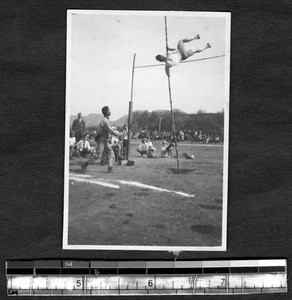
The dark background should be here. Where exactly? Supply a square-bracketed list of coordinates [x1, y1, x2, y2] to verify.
[0, 1, 291, 299]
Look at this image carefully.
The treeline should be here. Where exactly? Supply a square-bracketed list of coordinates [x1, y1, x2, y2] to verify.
[131, 109, 224, 135]
[86, 109, 224, 141]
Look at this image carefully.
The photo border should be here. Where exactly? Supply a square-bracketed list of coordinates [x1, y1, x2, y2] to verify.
[63, 9, 231, 251]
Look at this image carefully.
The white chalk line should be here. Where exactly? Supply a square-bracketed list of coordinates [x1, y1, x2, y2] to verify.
[118, 180, 195, 198]
[69, 173, 195, 197]
[69, 176, 120, 189]
[70, 173, 91, 178]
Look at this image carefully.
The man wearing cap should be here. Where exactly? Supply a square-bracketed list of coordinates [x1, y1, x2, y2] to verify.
[81, 106, 124, 173]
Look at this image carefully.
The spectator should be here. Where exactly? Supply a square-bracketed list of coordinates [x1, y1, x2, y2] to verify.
[161, 141, 168, 158]
[89, 135, 98, 155]
[110, 125, 122, 164]
[147, 141, 156, 152]
[69, 131, 76, 159]
[121, 124, 128, 159]
[76, 135, 91, 157]
[147, 141, 156, 158]
[136, 138, 149, 156]
[72, 113, 86, 142]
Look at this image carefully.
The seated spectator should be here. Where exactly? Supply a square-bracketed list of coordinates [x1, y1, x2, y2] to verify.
[76, 135, 91, 157]
[89, 135, 98, 155]
[110, 125, 122, 164]
[184, 152, 195, 159]
[136, 138, 149, 156]
[148, 141, 156, 152]
[69, 131, 76, 159]
[111, 139, 122, 165]
[147, 141, 156, 158]
[161, 141, 168, 158]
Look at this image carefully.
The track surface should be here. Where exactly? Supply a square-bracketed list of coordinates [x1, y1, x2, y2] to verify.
[67, 141, 224, 247]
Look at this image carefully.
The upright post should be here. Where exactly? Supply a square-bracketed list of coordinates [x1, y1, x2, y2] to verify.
[127, 53, 136, 160]
[164, 16, 180, 174]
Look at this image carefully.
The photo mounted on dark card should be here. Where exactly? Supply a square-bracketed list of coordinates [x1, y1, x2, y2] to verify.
[63, 10, 230, 251]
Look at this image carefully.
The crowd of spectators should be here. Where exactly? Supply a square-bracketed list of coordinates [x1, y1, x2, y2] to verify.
[69, 112, 223, 163]
[138, 129, 223, 143]
[69, 129, 128, 163]
[69, 113, 128, 164]
[136, 138, 176, 158]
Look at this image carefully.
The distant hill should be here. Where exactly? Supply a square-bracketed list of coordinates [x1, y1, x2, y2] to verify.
[70, 113, 127, 128]
[114, 115, 128, 127]
[70, 109, 187, 128]
[70, 113, 103, 128]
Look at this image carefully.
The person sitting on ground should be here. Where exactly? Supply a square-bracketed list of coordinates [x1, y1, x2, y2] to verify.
[184, 152, 195, 159]
[215, 136, 220, 143]
[89, 135, 98, 155]
[110, 128, 122, 165]
[76, 135, 91, 157]
[146, 141, 156, 158]
[155, 35, 211, 76]
[161, 141, 168, 158]
[69, 131, 76, 159]
[166, 142, 174, 157]
[136, 138, 149, 156]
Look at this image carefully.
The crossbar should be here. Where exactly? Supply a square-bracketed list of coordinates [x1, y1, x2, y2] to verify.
[135, 55, 225, 69]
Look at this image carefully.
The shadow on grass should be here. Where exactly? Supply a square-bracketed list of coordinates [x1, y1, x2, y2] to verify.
[169, 168, 196, 174]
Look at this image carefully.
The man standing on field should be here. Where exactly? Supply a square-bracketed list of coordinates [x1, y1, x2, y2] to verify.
[72, 113, 86, 142]
[81, 106, 125, 173]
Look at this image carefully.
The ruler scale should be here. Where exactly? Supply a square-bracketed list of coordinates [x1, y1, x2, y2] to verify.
[6, 260, 287, 296]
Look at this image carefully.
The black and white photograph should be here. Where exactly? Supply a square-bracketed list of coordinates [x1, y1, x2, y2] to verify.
[63, 10, 230, 251]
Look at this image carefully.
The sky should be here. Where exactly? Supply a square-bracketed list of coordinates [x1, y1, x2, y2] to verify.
[67, 11, 230, 120]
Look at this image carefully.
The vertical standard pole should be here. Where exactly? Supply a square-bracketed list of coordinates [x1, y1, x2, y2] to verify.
[127, 53, 136, 160]
[164, 16, 180, 174]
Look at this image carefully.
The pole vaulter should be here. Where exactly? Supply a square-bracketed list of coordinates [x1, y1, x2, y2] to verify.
[164, 16, 181, 174]
[126, 17, 224, 172]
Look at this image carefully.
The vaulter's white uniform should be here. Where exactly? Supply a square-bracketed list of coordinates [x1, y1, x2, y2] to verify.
[166, 50, 182, 67]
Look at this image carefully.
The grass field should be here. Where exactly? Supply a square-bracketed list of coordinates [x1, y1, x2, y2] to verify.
[67, 140, 224, 248]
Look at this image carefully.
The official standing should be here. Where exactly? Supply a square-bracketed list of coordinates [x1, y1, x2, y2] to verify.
[72, 113, 86, 142]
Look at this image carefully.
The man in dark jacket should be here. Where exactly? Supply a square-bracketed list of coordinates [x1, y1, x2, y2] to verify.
[72, 113, 86, 142]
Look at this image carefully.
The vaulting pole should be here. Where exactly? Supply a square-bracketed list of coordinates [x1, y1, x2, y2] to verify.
[126, 53, 136, 162]
[164, 16, 180, 174]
